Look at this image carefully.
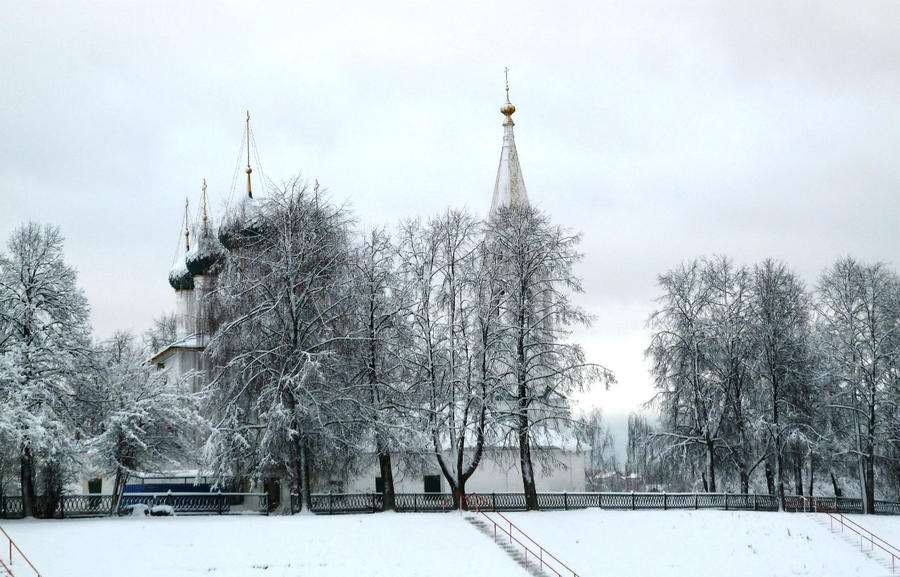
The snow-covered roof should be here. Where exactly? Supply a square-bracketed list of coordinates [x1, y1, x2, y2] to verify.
[150, 334, 204, 363]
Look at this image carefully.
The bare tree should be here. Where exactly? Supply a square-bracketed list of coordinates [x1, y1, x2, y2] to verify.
[488, 205, 612, 509]
[647, 258, 725, 491]
[395, 210, 499, 506]
[749, 259, 812, 508]
[340, 228, 411, 510]
[816, 258, 900, 513]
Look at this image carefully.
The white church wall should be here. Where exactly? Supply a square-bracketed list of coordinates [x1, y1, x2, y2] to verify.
[338, 448, 585, 494]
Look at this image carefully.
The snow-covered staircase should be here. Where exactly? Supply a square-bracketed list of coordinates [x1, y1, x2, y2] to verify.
[456, 492, 579, 577]
[792, 497, 899, 573]
[465, 515, 551, 576]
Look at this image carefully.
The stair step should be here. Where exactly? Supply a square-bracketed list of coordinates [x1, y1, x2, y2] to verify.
[464, 515, 552, 576]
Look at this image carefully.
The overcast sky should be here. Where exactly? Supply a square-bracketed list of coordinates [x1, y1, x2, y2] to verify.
[2, 2, 898, 448]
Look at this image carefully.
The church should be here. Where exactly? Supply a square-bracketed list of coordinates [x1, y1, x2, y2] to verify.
[150, 85, 586, 499]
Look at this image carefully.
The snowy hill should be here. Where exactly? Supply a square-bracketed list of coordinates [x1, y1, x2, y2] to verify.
[3, 510, 898, 576]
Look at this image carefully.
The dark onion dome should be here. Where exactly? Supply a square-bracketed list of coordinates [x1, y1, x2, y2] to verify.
[186, 227, 226, 276]
[168, 259, 194, 290]
[218, 197, 264, 251]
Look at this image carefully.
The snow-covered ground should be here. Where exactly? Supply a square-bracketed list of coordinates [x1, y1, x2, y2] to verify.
[1, 510, 898, 576]
[501, 510, 899, 576]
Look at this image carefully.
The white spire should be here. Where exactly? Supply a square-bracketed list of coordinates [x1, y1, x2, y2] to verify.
[490, 69, 529, 218]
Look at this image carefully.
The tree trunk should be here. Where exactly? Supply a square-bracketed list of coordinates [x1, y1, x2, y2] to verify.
[794, 459, 803, 496]
[864, 448, 875, 515]
[110, 468, 129, 516]
[705, 438, 716, 492]
[377, 449, 395, 511]
[739, 469, 750, 494]
[830, 472, 842, 497]
[773, 390, 785, 510]
[20, 446, 35, 518]
[764, 461, 776, 502]
[298, 441, 311, 512]
[519, 425, 538, 510]
[807, 458, 814, 497]
[516, 299, 538, 511]
[864, 402, 876, 514]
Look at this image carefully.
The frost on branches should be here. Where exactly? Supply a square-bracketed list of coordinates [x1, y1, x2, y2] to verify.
[89, 332, 207, 514]
[644, 256, 900, 508]
[0, 223, 91, 517]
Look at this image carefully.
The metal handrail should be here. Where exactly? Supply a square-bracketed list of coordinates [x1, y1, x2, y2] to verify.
[461, 492, 579, 577]
[0, 524, 41, 577]
[790, 496, 899, 573]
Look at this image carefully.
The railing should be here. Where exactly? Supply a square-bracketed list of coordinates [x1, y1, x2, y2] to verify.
[292, 491, 793, 514]
[787, 496, 900, 572]
[291, 492, 454, 514]
[120, 492, 268, 515]
[285, 491, 900, 515]
[0, 524, 41, 577]
[460, 492, 579, 577]
[0, 491, 897, 518]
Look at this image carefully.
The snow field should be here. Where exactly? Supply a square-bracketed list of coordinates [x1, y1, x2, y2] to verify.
[3, 510, 899, 576]
[3, 513, 525, 577]
[500, 509, 899, 576]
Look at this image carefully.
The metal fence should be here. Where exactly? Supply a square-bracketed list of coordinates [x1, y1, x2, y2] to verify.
[290, 491, 900, 516]
[2, 491, 898, 518]
[0, 492, 268, 518]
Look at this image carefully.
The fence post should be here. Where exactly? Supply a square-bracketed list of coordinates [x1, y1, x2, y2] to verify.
[664, 492, 667, 510]
[725, 491, 728, 511]
[694, 493, 698, 510]
[218, 491, 223, 515]
[599, 493, 603, 509]
[492, 493, 497, 510]
[631, 491, 635, 511]
[753, 494, 757, 511]
[60, 495, 65, 519]
[329, 492, 333, 515]
[564, 492, 568, 511]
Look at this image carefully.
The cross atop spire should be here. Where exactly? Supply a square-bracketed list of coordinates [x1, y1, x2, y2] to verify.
[504, 67, 510, 102]
[201, 178, 209, 234]
[245, 111, 253, 199]
[501, 66, 516, 125]
[184, 197, 191, 250]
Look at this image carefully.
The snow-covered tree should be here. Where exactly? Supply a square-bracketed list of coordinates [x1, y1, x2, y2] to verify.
[339, 228, 411, 510]
[488, 205, 612, 509]
[204, 179, 355, 512]
[749, 259, 812, 508]
[703, 257, 759, 493]
[395, 210, 502, 505]
[577, 408, 619, 488]
[89, 331, 206, 514]
[0, 223, 92, 517]
[648, 258, 728, 491]
[144, 312, 177, 354]
[816, 258, 900, 513]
